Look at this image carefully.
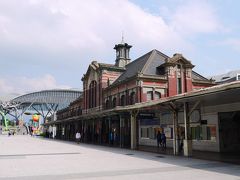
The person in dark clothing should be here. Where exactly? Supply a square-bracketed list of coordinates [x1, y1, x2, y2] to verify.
[161, 133, 166, 150]
[109, 131, 113, 145]
[156, 131, 162, 148]
[179, 132, 184, 153]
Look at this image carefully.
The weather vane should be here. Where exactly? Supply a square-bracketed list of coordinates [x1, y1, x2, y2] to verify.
[121, 30, 125, 44]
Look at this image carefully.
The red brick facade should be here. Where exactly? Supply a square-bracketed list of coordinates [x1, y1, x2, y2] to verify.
[81, 45, 214, 114]
[54, 42, 215, 147]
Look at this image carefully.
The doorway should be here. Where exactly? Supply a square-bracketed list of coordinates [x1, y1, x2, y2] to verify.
[219, 111, 240, 153]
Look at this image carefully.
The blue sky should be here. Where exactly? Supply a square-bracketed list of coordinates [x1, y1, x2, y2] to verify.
[0, 0, 240, 96]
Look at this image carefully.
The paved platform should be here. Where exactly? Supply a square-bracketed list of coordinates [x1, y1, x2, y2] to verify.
[138, 145, 240, 165]
[0, 135, 240, 180]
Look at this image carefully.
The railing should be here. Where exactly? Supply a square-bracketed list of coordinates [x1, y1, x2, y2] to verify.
[57, 109, 82, 120]
[82, 106, 103, 114]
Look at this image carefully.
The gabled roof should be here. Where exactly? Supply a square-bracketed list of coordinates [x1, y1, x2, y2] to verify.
[113, 49, 168, 84]
[141, 50, 168, 75]
[82, 61, 125, 81]
[192, 71, 212, 82]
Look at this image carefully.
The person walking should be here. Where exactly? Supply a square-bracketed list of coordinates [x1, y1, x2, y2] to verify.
[156, 131, 162, 148]
[109, 131, 113, 145]
[161, 132, 166, 150]
[75, 131, 81, 144]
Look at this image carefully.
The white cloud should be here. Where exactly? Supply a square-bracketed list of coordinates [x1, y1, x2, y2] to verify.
[0, 78, 15, 94]
[0, 74, 71, 96]
[168, 1, 222, 36]
[19, 74, 71, 92]
[222, 38, 240, 52]
[0, 0, 226, 96]
[0, 0, 223, 59]
[0, 0, 191, 54]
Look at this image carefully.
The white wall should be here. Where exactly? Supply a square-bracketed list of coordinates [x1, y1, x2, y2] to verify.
[139, 102, 240, 152]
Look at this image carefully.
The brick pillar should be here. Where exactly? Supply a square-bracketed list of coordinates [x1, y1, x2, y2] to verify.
[136, 86, 140, 103]
[117, 93, 120, 106]
[126, 89, 129, 105]
[96, 82, 99, 108]
[184, 68, 193, 93]
[167, 66, 177, 97]
[98, 81, 102, 109]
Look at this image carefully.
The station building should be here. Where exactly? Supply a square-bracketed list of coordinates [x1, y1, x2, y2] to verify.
[47, 41, 240, 156]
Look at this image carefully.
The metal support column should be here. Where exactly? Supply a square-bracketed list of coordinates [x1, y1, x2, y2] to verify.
[169, 102, 179, 155]
[108, 117, 111, 145]
[173, 111, 180, 155]
[119, 114, 122, 148]
[183, 102, 192, 156]
[92, 120, 95, 143]
[130, 110, 138, 150]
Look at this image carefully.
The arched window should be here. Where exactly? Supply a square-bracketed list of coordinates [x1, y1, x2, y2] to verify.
[147, 91, 153, 101]
[120, 95, 126, 106]
[88, 80, 97, 108]
[177, 64, 182, 94]
[112, 97, 117, 108]
[155, 92, 161, 100]
[129, 92, 136, 105]
[105, 99, 110, 109]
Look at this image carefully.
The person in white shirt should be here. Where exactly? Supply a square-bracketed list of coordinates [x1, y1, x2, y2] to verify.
[75, 131, 81, 144]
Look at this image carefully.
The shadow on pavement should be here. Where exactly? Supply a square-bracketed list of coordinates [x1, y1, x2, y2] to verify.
[38, 137, 240, 177]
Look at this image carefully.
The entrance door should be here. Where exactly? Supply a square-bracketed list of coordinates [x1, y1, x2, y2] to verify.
[121, 118, 131, 148]
[219, 111, 240, 153]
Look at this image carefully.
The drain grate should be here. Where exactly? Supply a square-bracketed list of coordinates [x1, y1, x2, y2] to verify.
[0, 152, 81, 158]
[125, 153, 134, 156]
[155, 155, 164, 158]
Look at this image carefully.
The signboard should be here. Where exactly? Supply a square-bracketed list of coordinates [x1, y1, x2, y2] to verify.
[164, 127, 172, 138]
[140, 118, 160, 126]
[139, 113, 155, 119]
[139, 112, 159, 126]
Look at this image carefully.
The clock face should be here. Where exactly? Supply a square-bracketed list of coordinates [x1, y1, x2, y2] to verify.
[190, 110, 200, 122]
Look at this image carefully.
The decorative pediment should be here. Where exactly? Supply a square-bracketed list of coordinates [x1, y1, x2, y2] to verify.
[164, 53, 195, 68]
[82, 61, 99, 82]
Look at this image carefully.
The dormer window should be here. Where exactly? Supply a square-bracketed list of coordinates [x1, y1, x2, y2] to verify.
[157, 66, 165, 75]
